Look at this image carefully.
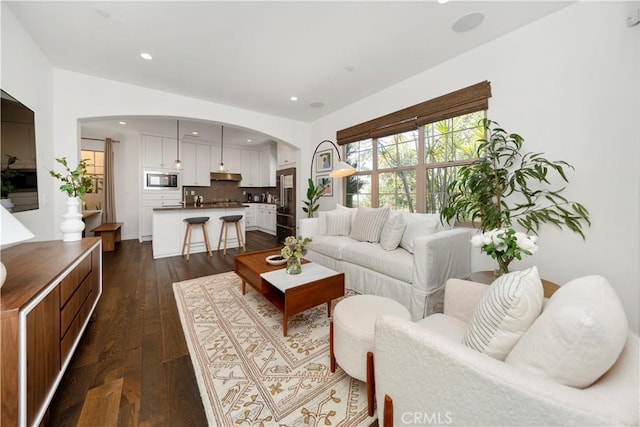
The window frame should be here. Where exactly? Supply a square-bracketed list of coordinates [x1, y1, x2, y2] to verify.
[339, 82, 491, 214]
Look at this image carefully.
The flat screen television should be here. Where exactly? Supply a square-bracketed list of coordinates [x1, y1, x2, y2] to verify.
[1, 89, 39, 212]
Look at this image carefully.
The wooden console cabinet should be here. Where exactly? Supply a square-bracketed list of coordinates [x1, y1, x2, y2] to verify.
[1, 238, 102, 426]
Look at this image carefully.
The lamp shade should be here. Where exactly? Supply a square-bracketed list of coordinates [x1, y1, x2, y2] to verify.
[329, 160, 357, 178]
[1, 204, 34, 246]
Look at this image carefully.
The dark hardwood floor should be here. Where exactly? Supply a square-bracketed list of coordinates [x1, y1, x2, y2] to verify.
[47, 231, 279, 427]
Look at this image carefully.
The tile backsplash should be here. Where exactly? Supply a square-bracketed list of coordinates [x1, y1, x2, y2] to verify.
[183, 182, 277, 203]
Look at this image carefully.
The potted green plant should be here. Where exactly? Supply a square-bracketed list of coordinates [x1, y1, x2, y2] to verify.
[440, 119, 590, 273]
[302, 178, 327, 218]
[49, 157, 93, 242]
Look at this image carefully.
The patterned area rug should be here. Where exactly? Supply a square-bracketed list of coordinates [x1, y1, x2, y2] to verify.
[173, 271, 376, 427]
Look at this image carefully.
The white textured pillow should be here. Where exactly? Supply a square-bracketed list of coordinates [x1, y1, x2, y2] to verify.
[505, 275, 628, 388]
[463, 267, 544, 360]
[336, 203, 358, 227]
[399, 214, 440, 253]
[325, 210, 352, 236]
[349, 206, 390, 243]
[379, 214, 406, 251]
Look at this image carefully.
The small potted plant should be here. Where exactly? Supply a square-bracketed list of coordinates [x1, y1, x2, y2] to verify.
[440, 119, 590, 274]
[49, 157, 93, 242]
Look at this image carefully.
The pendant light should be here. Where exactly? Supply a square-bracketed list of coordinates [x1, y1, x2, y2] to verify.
[219, 125, 225, 171]
[174, 119, 182, 169]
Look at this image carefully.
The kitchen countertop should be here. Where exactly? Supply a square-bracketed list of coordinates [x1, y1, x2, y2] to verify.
[153, 203, 249, 211]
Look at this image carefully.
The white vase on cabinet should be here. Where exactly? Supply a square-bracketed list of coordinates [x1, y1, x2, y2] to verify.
[60, 196, 85, 242]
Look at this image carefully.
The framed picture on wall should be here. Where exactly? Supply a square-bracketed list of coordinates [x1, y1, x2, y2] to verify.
[316, 149, 333, 173]
[317, 175, 333, 197]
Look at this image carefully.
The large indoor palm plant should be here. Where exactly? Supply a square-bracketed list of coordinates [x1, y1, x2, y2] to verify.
[440, 119, 591, 273]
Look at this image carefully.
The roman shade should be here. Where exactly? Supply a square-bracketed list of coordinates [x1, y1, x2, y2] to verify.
[336, 81, 492, 145]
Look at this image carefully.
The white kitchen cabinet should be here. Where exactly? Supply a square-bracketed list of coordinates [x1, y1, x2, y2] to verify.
[141, 134, 178, 169]
[260, 145, 277, 187]
[256, 203, 276, 235]
[212, 145, 243, 174]
[139, 191, 182, 241]
[182, 142, 211, 186]
[245, 204, 257, 230]
[241, 150, 260, 187]
[277, 143, 297, 168]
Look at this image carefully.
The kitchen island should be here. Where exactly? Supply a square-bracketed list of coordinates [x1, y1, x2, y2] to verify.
[152, 203, 247, 259]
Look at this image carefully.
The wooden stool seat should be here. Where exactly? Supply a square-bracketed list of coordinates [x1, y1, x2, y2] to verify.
[217, 215, 246, 256]
[182, 217, 212, 261]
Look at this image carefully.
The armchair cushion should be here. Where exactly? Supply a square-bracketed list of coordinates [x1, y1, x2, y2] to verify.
[463, 267, 544, 360]
[506, 275, 628, 388]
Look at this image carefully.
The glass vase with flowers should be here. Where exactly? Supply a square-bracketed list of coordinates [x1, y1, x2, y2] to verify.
[281, 235, 312, 275]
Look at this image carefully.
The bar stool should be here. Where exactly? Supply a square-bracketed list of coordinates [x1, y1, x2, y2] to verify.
[182, 217, 212, 261]
[217, 215, 246, 256]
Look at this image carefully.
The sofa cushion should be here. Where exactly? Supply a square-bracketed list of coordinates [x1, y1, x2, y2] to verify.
[463, 267, 543, 361]
[380, 213, 406, 251]
[308, 235, 356, 260]
[505, 275, 628, 388]
[336, 203, 358, 226]
[349, 206, 390, 243]
[399, 213, 440, 253]
[325, 210, 352, 236]
[342, 241, 413, 283]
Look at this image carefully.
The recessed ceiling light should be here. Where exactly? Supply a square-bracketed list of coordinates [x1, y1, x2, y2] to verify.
[346, 66, 355, 72]
[247, 139, 252, 143]
[192, 131, 199, 135]
[119, 121, 126, 125]
[452, 12, 484, 32]
[310, 102, 325, 108]
[437, 0, 450, 4]
[290, 96, 298, 102]
[140, 52, 153, 60]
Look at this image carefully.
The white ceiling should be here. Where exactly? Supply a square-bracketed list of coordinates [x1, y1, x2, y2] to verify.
[7, 1, 571, 144]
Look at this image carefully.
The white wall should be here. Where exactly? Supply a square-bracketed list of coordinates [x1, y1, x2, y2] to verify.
[310, 2, 640, 331]
[1, 4, 56, 240]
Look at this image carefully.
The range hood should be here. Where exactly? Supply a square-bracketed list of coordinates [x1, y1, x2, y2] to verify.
[210, 172, 243, 182]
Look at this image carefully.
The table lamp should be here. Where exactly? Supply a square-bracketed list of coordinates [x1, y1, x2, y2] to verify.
[0, 205, 35, 287]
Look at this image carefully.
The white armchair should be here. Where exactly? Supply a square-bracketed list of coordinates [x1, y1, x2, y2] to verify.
[373, 278, 639, 426]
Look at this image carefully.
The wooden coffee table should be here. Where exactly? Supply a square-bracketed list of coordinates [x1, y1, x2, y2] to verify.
[234, 248, 345, 336]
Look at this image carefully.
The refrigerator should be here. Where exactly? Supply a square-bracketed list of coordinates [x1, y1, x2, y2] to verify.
[276, 167, 296, 242]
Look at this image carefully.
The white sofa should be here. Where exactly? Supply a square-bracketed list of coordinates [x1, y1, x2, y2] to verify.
[374, 276, 639, 426]
[299, 207, 471, 320]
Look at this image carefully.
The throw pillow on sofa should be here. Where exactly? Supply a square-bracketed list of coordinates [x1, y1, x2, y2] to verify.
[349, 206, 390, 243]
[380, 213, 406, 251]
[325, 210, 353, 236]
[505, 275, 628, 388]
[399, 213, 440, 253]
[318, 204, 357, 235]
[463, 267, 544, 360]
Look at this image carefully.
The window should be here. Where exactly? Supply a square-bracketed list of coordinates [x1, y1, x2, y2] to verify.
[339, 81, 491, 214]
[81, 149, 104, 210]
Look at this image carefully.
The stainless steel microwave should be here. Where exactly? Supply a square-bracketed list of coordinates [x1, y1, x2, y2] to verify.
[144, 171, 180, 190]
